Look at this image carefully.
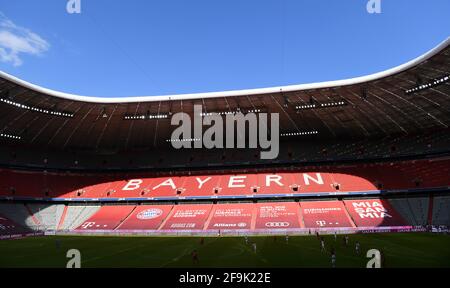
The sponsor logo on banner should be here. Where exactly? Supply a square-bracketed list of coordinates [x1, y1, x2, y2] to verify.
[352, 201, 392, 219]
[173, 209, 208, 218]
[170, 223, 196, 228]
[212, 222, 248, 228]
[81, 222, 96, 229]
[137, 208, 163, 220]
[304, 207, 342, 214]
[79, 222, 108, 229]
[316, 220, 326, 227]
[265, 222, 290, 228]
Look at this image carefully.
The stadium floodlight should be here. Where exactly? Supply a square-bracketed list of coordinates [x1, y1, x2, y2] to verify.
[0, 98, 74, 118]
[166, 138, 201, 143]
[101, 107, 108, 118]
[361, 87, 368, 100]
[295, 101, 346, 110]
[124, 113, 169, 120]
[0, 133, 21, 140]
[405, 75, 450, 94]
[280, 130, 319, 137]
[200, 108, 264, 116]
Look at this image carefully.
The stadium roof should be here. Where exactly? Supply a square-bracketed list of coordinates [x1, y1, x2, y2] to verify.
[0, 38, 449, 152]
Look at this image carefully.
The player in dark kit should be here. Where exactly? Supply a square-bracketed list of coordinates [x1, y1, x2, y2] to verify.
[55, 239, 61, 249]
[343, 235, 349, 247]
[191, 250, 199, 264]
[330, 247, 336, 268]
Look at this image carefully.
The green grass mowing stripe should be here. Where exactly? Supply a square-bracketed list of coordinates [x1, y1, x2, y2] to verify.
[0, 233, 449, 268]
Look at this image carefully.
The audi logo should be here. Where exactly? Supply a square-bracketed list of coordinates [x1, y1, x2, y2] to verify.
[265, 222, 290, 228]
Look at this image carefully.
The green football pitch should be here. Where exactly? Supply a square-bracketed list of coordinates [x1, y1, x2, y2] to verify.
[0, 233, 449, 268]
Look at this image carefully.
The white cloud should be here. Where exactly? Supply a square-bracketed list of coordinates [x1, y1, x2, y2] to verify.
[0, 12, 50, 66]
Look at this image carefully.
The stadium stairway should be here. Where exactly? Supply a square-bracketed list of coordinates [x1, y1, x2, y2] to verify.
[408, 197, 429, 225]
[24, 204, 42, 227]
[113, 206, 137, 230]
[389, 197, 429, 226]
[27, 204, 65, 231]
[157, 205, 175, 231]
[341, 201, 358, 228]
[57, 205, 68, 230]
[60, 205, 101, 230]
[432, 196, 450, 226]
[427, 195, 434, 225]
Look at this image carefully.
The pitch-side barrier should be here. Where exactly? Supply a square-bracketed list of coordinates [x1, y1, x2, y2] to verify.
[50, 226, 427, 237]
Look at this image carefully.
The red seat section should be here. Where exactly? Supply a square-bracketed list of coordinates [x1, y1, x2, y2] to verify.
[6, 171, 44, 197]
[344, 199, 407, 227]
[206, 203, 255, 230]
[0, 214, 29, 236]
[297, 172, 335, 193]
[330, 173, 377, 192]
[1, 159, 449, 199]
[148, 177, 184, 197]
[160, 204, 213, 230]
[300, 201, 355, 228]
[82, 181, 114, 198]
[76, 206, 135, 230]
[257, 173, 296, 194]
[181, 175, 221, 196]
[56, 200, 415, 232]
[218, 174, 257, 196]
[116, 205, 173, 230]
[46, 174, 86, 198]
[254, 202, 303, 229]
[112, 178, 155, 198]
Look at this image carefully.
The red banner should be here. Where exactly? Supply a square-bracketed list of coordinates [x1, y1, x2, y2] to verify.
[206, 203, 254, 230]
[300, 201, 354, 228]
[116, 205, 173, 230]
[344, 199, 407, 227]
[254, 202, 302, 229]
[160, 204, 213, 230]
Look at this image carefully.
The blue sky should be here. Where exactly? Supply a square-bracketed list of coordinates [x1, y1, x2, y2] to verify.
[0, 0, 449, 97]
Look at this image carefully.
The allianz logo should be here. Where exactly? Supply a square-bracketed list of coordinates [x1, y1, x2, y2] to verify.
[265, 222, 290, 228]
